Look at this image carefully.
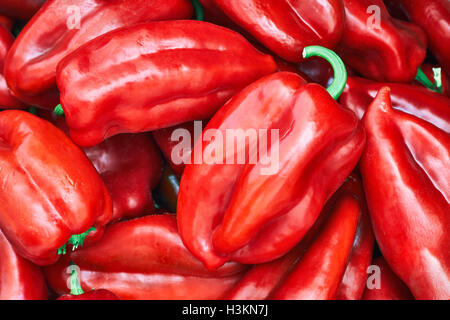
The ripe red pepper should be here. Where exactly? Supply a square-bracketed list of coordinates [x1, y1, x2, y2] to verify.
[177, 47, 365, 270]
[0, 229, 48, 300]
[336, 0, 427, 83]
[360, 87, 450, 300]
[384, 0, 450, 77]
[199, 0, 345, 63]
[226, 173, 369, 300]
[362, 257, 414, 300]
[335, 175, 375, 300]
[340, 76, 450, 133]
[0, 0, 45, 21]
[56, 20, 277, 147]
[0, 110, 112, 266]
[0, 25, 24, 109]
[4, 0, 193, 108]
[57, 264, 119, 300]
[45, 214, 246, 300]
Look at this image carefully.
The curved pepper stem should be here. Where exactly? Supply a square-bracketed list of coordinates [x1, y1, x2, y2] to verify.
[58, 227, 96, 255]
[190, 0, 204, 21]
[415, 67, 443, 94]
[69, 264, 84, 296]
[54, 104, 65, 116]
[302, 46, 347, 101]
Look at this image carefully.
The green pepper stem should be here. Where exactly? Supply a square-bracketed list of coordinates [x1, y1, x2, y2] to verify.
[415, 67, 442, 94]
[54, 104, 65, 116]
[58, 227, 96, 256]
[302, 46, 347, 100]
[69, 265, 84, 296]
[191, 0, 204, 21]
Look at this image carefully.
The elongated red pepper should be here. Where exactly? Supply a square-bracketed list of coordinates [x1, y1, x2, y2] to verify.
[336, 0, 427, 83]
[362, 257, 414, 300]
[56, 20, 277, 147]
[270, 177, 361, 300]
[37, 111, 164, 222]
[0, 229, 48, 300]
[57, 265, 119, 300]
[335, 175, 375, 300]
[360, 87, 450, 300]
[199, 0, 345, 63]
[0, 0, 45, 21]
[4, 0, 193, 108]
[384, 0, 450, 77]
[0, 110, 112, 266]
[340, 76, 450, 133]
[177, 47, 365, 270]
[45, 215, 246, 300]
[0, 25, 24, 109]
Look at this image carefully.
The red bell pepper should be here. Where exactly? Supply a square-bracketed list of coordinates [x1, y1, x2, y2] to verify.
[225, 173, 368, 300]
[340, 76, 450, 133]
[4, 0, 193, 108]
[37, 111, 164, 222]
[360, 87, 450, 300]
[0, 110, 112, 266]
[0, 0, 45, 21]
[335, 175, 375, 300]
[177, 47, 365, 270]
[384, 0, 450, 77]
[362, 257, 414, 300]
[269, 176, 361, 300]
[199, 0, 345, 63]
[0, 229, 48, 300]
[57, 264, 119, 300]
[0, 25, 24, 109]
[45, 214, 246, 300]
[56, 20, 277, 147]
[336, 0, 427, 83]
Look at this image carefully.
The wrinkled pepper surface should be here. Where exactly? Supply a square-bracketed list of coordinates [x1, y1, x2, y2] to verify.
[336, 0, 427, 82]
[45, 215, 246, 300]
[56, 20, 277, 147]
[4, 0, 193, 108]
[199, 0, 345, 63]
[177, 53, 365, 270]
[0, 110, 112, 266]
[0, 229, 48, 300]
[340, 76, 450, 133]
[363, 257, 414, 300]
[360, 87, 450, 300]
[384, 0, 450, 77]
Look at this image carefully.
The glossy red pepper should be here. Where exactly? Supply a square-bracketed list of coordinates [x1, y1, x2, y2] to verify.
[269, 176, 361, 300]
[0, 0, 45, 21]
[199, 0, 345, 63]
[362, 257, 414, 300]
[226, 173, 369, 300]
[384, 0, 450, 77]
[340, 76, 450, 133]
[0, 229, 48, 300]
[0, 25, 24, 109]
[360, 87, 450, 300]
[45, 214, 246, 300]
[335, 175, 375, 300]
[0, 110, 112, 266]
[57, 265, 119, 300]
[37, 111, 164, 222]
[177, 47, 365, 270]
[56, 20, 277, 147]
[4, 0, 193, 108]
[336, 0, 427, 83]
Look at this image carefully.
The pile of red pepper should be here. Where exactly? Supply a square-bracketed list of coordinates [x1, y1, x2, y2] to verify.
[0, 0, 448, 301]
